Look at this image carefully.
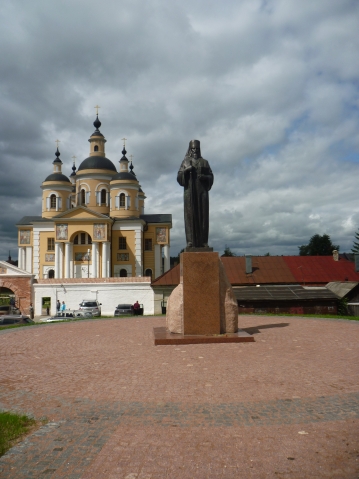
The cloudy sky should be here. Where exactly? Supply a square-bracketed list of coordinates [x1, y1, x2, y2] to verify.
[1, 0, 359, 259]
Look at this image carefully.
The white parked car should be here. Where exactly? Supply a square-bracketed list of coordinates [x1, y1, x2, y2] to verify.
[78, 300, 102, 316]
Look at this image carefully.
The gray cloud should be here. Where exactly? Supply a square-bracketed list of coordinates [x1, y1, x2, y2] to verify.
[0, 0, 358, 261]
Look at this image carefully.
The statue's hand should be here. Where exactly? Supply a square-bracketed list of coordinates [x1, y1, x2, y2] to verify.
[185, 165, 193, 173]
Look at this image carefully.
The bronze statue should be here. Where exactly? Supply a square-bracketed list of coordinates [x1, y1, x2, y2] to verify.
[177, 140, 214, 248]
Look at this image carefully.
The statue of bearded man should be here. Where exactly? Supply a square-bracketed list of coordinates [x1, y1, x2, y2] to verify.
[177, 140, 214, 248]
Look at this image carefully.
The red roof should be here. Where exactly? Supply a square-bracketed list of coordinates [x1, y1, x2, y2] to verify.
[152, 255, 359, 287]
[283, 256, 359, 285]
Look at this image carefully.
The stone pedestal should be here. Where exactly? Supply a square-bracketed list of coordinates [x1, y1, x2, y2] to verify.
[153, 251, 254, 345]
[182, 252, 220, 335]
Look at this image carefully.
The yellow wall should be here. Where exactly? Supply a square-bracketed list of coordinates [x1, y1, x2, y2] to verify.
[112, 230, 136, 275]
[41, 186, 72, 219]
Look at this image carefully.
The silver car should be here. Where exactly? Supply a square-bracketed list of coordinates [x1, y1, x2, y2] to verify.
[78, 300, 102, 316]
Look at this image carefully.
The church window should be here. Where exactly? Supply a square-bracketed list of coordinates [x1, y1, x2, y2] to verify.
[74, 233, 92, 245]
[120, 269, 127, 277]
[145, 239, 152, 251]
[48, 269, 55, 279]
[120, 193, 125, 208]
[145, 268, 152, 279]
[47, 238, 55, 251]
[100, 189, 107, 205]
[94, 145, 99, 152]
[50, 194, 56, 209]
[81, 189, 86, 205]
[119, 237, 127, 250]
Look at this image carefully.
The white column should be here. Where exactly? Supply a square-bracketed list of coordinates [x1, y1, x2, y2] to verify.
[92, 242, 99, 278]
[64, 242, 71, 278]
[154, 244, 162, 279]
[55, 242, 63, 278]
[21, 248, 26, 270]
[55, 242, 60, 278]
[25, 247, 32, 273]
[69, 243, 74, 278]
[18, 247, 23, 269]
[163, 244, 170, 273]
[102, 241, 110, 277]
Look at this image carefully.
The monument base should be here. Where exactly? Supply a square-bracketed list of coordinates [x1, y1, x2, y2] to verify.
[153, 327, 254, 345]
[184, 246, 214, 253]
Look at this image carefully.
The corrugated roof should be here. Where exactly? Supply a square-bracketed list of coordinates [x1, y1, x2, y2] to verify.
[221, 256, 296, 285]
[153, 255, 359, 287]
[325, 281, 359, 298]
[234, 285, 337, 301]
[283, 256, 359, 284]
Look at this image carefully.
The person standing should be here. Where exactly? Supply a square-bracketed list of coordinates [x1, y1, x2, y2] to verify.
[57, 300, 61, 314]
[29, 303, 34, 320]
[60, 301, 66, 316]
[133, 300, 140, 316]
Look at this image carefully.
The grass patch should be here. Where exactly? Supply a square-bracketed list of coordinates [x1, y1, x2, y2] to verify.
[0, 411, 37, 457]
[241, 312, 359, 321]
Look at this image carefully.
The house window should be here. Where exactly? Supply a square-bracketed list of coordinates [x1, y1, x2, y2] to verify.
[47, 238, 55, 251]
[50, 194, 56, 208]
[120, 193, 125, 207]
[119, 237, 127, 250]
[145, 239, 152, 251]
[117, 253, 129, 261]
[100, 189, 107, 205]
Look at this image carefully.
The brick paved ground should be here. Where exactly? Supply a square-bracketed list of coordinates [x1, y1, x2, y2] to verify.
[0, 315, 358, 478]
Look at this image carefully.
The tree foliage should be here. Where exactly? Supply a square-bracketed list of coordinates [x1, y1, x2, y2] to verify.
[298, 234, 339, 256]
[222, 245, 236, 257]
[351, 229, 359, 253]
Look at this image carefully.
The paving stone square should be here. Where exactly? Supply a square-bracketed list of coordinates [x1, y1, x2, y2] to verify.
[0, 315, 358, 478]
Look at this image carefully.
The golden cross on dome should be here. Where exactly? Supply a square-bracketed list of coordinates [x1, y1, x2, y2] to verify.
[129, 155, 134, 162]
[94, 105, 100, 115]
[55, 139, 60, 148]
[122, 137, 127, 148]
[72, 155, 76, 162]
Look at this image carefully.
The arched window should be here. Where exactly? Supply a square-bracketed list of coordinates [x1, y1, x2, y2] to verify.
[120, 193, 125, 208]
[94, 145, 99, 151]
[48, 269, 55, 279]
[120, 269, 127, 277]
[101, 189, 107, 205]
[50, 194, 56, 208]
[81, 189, 86, 205]
[73, 233, 92, 245]
[145, 268, 152, 279]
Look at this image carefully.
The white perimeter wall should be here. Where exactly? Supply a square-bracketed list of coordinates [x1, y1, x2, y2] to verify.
[34, 282, 155, 316]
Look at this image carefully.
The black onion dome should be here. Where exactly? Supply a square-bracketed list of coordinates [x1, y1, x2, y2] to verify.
[44, 173, 71, 183]
[78, 156, 117, 172]
[91, 114, 104, 137]
[53, 147, 62, 163]
[111, 172, 139, 181]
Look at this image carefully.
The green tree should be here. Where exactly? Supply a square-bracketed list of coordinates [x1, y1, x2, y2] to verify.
[351, 229, 359, 253]
[222, 245, 236, 257]
[298, 234, 339, 256]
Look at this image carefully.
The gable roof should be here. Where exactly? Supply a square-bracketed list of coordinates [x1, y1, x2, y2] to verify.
[53, 206, 110, 220]
[152, 255, 359, 287]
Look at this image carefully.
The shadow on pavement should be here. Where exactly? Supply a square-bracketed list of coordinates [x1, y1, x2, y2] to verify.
[242, 322, 290, 335]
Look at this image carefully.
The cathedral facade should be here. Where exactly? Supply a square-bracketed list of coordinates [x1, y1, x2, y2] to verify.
[16, 115, 172, 280]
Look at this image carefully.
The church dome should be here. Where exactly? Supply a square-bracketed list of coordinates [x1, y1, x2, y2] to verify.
[44, 173, 71, 183]
[111, 172, 138, 181]
[78, 156, 117, 172]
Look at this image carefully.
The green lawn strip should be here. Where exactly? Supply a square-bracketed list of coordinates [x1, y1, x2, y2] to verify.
[243, 312, 359, 321]
[0, 411, 37, 457]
